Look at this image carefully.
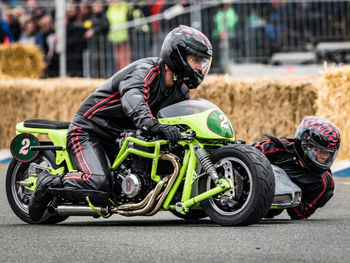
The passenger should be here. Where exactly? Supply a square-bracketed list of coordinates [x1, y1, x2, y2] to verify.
[252, 116, 340, 219]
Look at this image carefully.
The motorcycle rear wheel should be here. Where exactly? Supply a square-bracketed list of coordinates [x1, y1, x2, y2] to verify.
[199, 144, 275, 226]
[6, 149, 68, 224]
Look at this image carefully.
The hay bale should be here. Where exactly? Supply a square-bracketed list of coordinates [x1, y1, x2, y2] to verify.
[316, 65, 350, 160]
[194, 74, 318, 143]
[0, 78, 104, 148]
[0, 75, 318, 149]
[0, 43, 45, 79]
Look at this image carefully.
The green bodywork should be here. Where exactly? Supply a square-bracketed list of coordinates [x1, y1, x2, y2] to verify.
[15, 122, 74, 171]
[13, 99, 238, 215]
[158, 109, 235, 140]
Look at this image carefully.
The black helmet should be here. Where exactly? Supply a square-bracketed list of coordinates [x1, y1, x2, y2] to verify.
[160, 25, 212, 89]
[294, 116, 340, 174]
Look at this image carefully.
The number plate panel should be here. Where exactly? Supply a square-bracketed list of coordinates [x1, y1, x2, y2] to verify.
[10, 133, 40, 162]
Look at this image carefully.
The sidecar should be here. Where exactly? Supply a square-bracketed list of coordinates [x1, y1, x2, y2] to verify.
[271, 165, 301, 209]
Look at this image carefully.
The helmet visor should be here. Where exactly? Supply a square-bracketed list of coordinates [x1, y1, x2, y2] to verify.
[302, 141, 339, 168]
[187, 54, 212, 77]
[202, 56, 212, 77]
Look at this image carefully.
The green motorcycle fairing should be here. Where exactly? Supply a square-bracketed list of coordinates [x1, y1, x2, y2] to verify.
[12, 98, 236, 215]
[157, 98, 235, 140]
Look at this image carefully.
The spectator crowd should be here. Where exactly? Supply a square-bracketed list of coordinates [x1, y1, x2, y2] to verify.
[1, 0, 350, 77]
[0, 0, 185, 78]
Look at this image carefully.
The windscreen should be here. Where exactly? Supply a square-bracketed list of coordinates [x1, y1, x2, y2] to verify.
[157, 98, 219, 118]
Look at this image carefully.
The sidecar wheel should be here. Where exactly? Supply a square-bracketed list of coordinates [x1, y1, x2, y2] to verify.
[6, 150, 68, 224]
[199, 144, 275, 226]
[264, 209, 284, 218]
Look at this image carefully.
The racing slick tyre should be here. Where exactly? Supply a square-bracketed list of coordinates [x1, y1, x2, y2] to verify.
[199, 144, 275, 226]
[6, 149, 68, 224]
[264, 209, 284, 218]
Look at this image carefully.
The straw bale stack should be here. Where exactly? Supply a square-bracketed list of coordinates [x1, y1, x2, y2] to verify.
[0, 78, 104, 148]
[316, 65, 350, 160]
[0, 43, 45, 79]
[0, 74, 318, 149]
[193, 74, 318, 143]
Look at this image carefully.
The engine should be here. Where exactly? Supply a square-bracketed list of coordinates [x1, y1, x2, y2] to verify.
[113, 141, 181, 203]
[121, 173, 142, 198]
[114, 142, 156, 202]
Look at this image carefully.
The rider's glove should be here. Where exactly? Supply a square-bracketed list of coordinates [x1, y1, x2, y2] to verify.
[150, 123, 181, 144]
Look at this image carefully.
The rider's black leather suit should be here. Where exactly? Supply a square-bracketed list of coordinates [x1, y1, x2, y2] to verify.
[61, 58, 189, 199]
[252, 137, 334, 219]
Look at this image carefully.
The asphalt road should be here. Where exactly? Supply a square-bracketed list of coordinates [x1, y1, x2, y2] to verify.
[1, 163, 350, 263]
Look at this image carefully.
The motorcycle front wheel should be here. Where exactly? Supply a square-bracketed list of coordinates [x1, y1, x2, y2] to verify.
[199, 144, 275, 226]
[6, 149, 68, 224]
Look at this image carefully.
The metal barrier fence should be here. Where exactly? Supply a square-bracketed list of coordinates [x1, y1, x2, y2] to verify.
[3, 0, 350, 77]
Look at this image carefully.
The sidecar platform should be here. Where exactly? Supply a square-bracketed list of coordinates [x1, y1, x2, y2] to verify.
[271, 164, 302, 209]
[23, 119, 70, 129]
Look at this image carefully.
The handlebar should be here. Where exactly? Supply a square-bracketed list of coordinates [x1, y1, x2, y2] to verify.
[117, 129, 196, 145]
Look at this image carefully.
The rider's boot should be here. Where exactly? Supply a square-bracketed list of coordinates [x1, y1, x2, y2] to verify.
[29, 171, 62, 221]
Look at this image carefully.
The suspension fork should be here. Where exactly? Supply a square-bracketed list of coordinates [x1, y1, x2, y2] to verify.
[162, 144, 199, 210]
[162, 148, 190, 210]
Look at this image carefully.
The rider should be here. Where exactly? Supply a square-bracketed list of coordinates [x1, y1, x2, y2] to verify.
[29, 25, 213, 221]
[252, 116, 340, 219]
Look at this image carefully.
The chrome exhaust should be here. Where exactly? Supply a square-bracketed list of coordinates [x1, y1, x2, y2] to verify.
[145, 154, 180, 216]
[48, 205, 105, 217]
[48, 153, 180, 217]
[113, 153, 180, 216]
[111, 176, 168, 216]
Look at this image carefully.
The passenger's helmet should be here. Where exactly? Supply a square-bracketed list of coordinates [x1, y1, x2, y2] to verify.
[294, 116, 340, 174]
[160, 25, 212, 89]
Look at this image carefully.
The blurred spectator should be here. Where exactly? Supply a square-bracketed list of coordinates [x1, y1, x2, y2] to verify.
[12, 5, 26, 29]
[0, 7, 13, 45]
[78, 0, 93, 74]
[5, 8, 21, 41]
[39, 14, 58, 77]
[85, 0, 110, 78]
[129, 0, 150, 60]
[148, 0, 165, 35]
[247, 4, 278, 62]
[79, 1, 91, 17]
[213, 1, 238, 39]
[2, 0, 18, 8]
[84, 0, 109, 39]
[25, 0, 46, 22]
[19, 19, 43, 49]
[66, 3, 86, 77]
[78, 0, 92, 30]
[212, 0, 238, 70]
[148, 0, 166, 56]
[106, 0, 131, 71]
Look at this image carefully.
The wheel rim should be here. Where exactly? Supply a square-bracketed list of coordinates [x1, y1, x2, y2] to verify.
[10, 156, 52, 214]
[206, 157, 253, 216]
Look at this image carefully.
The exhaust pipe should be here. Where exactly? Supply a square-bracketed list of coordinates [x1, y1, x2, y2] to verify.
[48, 153, 180, 217]
[112, 176, 168, 216]
[48, 205, 104, 217]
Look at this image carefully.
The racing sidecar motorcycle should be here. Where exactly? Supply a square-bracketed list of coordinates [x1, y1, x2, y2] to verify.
[5, 98, 287, 226]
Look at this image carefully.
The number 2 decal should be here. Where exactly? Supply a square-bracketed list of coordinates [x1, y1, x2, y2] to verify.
[19, 138, 30, 155]
[219, 114, 229, 129]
